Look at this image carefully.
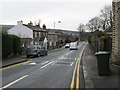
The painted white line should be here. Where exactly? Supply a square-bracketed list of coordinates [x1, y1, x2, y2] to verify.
[1, 75, 28, 89]
[41, 61, 54, 69]
[70, 62, 74, 66]
[65, 51, 73, 56]
[58, 56, 64, 59]
[42, 61, 49, 65]
[29, 62, 36, 65]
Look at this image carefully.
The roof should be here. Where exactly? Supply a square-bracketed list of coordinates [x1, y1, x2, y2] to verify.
[47, 29, 57, 35]
[23, 24, 47, 32]
[48, 32, 57, 35]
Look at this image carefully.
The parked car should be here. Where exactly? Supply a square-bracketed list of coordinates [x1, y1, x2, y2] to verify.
[65, 43, 70, 48]
[26, 45, 48, 58]
[70, 42, 78, 50]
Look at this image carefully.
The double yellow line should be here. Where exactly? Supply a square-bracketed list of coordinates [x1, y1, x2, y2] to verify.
[70, 44, 86, 90]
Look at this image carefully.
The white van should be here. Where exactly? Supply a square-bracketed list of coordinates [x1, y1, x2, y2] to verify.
[70, 42, 78, 50]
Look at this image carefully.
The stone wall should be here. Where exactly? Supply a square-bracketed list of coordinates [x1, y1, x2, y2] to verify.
[112, 1, 120, 63]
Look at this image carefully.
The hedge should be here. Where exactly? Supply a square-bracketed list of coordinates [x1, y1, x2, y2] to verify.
[2, 32, 21, 57]
[12, 35, 21, 55]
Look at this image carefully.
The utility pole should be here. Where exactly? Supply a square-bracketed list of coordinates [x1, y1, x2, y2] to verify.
[54, 21, 61, 29]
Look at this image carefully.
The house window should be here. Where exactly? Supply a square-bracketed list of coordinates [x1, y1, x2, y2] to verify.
[35, 32, 37, 37]
[39, 32, 41, 37]
[37, 32, 39, 37]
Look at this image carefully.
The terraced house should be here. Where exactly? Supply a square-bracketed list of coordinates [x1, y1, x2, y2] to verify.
[112, 0, 120, 64]
[8, 21, 47, 47]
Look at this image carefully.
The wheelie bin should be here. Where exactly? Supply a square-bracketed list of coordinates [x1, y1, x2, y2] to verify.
[95, 51, 111, 76]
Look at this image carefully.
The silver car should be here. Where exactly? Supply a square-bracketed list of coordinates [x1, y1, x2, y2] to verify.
[26, 45, 48, 58]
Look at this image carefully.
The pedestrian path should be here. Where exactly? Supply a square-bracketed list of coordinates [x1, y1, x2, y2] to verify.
[2, 55, 27, 67]
[81, 44, 119, 89]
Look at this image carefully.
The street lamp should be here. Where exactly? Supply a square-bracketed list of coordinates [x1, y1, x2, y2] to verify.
[54, 21, 61, 29]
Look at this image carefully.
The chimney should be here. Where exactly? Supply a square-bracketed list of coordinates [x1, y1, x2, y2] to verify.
[28, 21, 33, 26]
[17, 20, 23, 25]
[43, 24, 46, 29]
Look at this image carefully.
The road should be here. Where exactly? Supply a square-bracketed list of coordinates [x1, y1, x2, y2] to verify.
[1, 42, 86, 89]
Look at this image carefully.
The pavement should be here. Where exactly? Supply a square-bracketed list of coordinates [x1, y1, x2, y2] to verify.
[81, 44, 120, 89]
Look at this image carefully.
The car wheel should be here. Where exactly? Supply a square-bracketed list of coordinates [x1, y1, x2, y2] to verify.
[37, 53, 41, 57]
[27, 55, 29, 58]
[45, 52, 48, 56]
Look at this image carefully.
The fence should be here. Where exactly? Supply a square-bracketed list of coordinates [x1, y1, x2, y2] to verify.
[90, 36, 112, 53]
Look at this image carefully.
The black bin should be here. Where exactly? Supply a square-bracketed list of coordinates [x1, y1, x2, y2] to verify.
[95, 51, 111, 76]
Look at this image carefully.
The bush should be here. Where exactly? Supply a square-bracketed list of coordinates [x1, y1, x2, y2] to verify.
[87, 34, 93, 43]
[2, 33, 13, 57]
[12, 35, 21, 55]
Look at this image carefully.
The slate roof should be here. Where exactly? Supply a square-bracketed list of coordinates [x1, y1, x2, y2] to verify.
[23, 24, 47, 32]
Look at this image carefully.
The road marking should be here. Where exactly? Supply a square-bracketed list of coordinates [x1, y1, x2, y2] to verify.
[0, 75, 28, 89]
[70, 59, 78, 89]
[70, 44, 87, 90]
[42, 61, 49, 65]
[70, 62, 74, 66]
[58, 56, 64, 59]
[65, 51, 73, 56]
[29, 62, 36, 65]
[76, 58, 80, 89]
[0, 61, 32, 71]
[41, 61, 54, 69]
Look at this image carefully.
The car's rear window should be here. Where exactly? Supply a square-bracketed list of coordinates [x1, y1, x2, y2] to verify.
[28, 45, 35, 49]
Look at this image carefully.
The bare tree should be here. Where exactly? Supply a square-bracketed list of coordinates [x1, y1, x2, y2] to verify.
[86, 17, 103, 32]
[100, 5, 112, 30]
[78, 23, 84, 32]
[86, 5, 112, 32]
[77, 23, 85, 41]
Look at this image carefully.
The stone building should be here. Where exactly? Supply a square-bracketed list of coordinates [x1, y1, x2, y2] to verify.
[112, 0, 120, 64]
[46, 29, 58, 49]
[8, 21, 47, 47]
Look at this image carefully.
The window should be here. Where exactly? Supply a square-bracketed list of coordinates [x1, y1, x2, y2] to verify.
[35, 32, 37, 37]
[39, 32, 41, 37]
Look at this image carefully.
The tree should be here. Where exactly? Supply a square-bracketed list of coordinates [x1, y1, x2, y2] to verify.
[77, 23, 85, 41]
[100, 5, 112, 30]
[78, 23, 84, 32]
[65, 37, 71, 43]
[86, 16, 103, 32]
[86, 5, 112, 32]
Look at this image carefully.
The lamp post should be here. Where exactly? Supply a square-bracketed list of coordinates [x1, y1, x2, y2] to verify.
[54, 21, 61, 29]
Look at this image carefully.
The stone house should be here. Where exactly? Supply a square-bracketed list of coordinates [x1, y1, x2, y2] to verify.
[47, 29, 58, 49]
[24, 22, 47, 45]
[112, 0, 120, 64]
[8, 21, 47, 48]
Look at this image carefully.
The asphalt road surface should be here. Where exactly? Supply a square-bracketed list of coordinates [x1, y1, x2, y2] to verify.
[1, 42, 87, 89]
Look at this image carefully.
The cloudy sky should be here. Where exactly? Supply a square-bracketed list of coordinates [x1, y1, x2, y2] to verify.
[0, 0, 112, 31]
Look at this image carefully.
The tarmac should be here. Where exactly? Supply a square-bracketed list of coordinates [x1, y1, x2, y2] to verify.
[1, 44, 120, 89]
